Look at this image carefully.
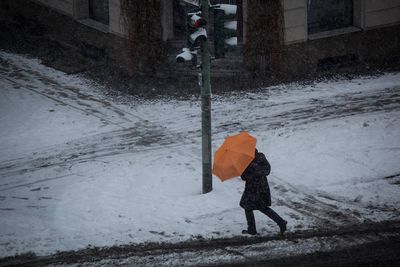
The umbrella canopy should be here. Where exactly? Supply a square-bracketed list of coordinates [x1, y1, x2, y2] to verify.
[213, 131, 257, 181]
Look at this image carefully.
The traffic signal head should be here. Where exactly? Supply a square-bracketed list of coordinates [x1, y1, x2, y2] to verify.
[189, 13, 207, 28]
[176, 48, 197, 64]
[187, 11, 208, 49]
[176, 9, 207, 65]
[213, 4, 237, 59]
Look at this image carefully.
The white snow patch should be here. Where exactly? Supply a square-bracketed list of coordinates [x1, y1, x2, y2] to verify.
[1, 51, 400, 257]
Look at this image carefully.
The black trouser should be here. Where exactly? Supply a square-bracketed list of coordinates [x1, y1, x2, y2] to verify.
[245, 207, 285, 232]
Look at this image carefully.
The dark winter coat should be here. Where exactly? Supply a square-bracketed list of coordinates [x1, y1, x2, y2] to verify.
[239, 151, 272, 210]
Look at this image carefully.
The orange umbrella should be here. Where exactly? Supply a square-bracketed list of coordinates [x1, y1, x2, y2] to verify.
[213, 131, 257, 181]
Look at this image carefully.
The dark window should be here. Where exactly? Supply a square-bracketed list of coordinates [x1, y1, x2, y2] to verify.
[89, 0, 109, 25]
[308, 0, 353, 34]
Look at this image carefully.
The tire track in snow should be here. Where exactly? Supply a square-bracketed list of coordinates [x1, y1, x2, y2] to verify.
[0, 124, 195, 183]
[0, 88, 399, 182]
[216, 88, 400, 134]
[0, 57, 137, 128]
[0, 55, 200, 182]
[1, 54, 400, 201]
[271, 179, 363, 227]
[2, 76, 129, 129]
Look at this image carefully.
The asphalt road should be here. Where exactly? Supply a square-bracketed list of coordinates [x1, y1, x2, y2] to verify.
[0, 220, 399, 266]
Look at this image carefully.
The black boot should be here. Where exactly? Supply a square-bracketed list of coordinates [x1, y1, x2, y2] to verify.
[244, 209, 257, 235]
[260, 207, 287, 235]
[242, 229, 257, 235]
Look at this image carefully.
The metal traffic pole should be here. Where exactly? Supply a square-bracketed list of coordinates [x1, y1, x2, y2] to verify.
[200, 0, 212, 194]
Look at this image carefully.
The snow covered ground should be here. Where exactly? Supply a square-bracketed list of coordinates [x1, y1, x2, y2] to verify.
[0, 51, 399, 257]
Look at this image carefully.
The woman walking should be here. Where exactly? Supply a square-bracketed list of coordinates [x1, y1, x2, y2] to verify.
[240, 149, 287, 235]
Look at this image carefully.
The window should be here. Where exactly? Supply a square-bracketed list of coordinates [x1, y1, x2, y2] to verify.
[308, 0, 353, 34]
[88, 0, 109, 25]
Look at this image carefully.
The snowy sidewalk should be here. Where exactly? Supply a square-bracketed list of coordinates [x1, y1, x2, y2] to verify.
[3, 221, 400, 266]
[1, 51, 400, 257]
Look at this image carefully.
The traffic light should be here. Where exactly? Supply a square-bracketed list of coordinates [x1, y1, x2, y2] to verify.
[213, 4, 237, 59]
[176, 10, 207, 64]
[187, 10, 208, 49]
[176, 48, 197, 63]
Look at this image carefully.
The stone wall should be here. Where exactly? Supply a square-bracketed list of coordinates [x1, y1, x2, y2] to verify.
[283, 0, 307, 43]
[364, 0, 400, 28]
[244, 0, 285, 74]
[283, 24, 400, 77]
[1, 0, 129, 73]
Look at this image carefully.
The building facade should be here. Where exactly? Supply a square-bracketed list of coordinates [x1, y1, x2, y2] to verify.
[31, 0, 400, 42]
[3, 0, 400, 81]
